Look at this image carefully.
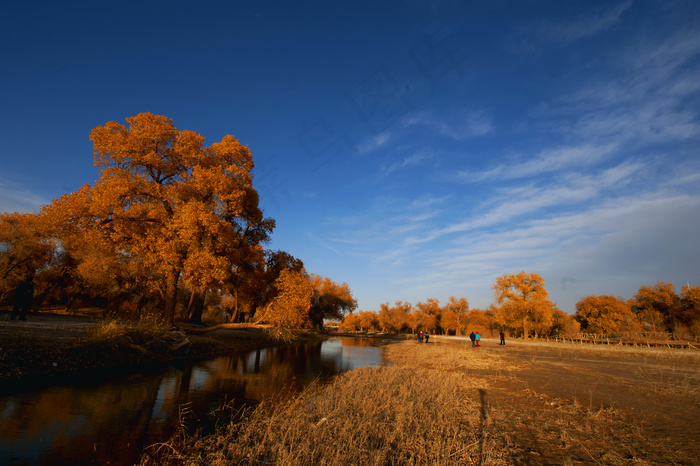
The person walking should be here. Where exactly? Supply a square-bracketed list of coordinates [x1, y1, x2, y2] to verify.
[469, 331, 476, 348]
[475, 332, 481, 348]
[499, 330, 506, 346]
[425, 332, 430, 343]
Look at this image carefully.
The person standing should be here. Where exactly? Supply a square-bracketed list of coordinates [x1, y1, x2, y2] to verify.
[425, 332, 430, 343]
[499, 331, 506, 346]
[469, 331, 476, 348]
[475, 332, 481, 348]
[11, 278, 34, 321]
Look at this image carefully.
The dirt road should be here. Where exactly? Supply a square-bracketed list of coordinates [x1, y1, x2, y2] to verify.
[440, 336, 700, 464]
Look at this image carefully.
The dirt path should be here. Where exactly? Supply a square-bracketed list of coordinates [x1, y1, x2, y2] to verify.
[438, 336, 700, 464]
[0, 312, 98, 346]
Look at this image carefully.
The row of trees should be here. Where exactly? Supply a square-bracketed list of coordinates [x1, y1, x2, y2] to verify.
[338, 272, 700, 339]
[338, 272, 580, 338]
[0, 113, 356, 326]
[576, 282, 700, 336]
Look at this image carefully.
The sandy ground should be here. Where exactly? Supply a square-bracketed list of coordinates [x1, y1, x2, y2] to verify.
[437, 335, 700, 464]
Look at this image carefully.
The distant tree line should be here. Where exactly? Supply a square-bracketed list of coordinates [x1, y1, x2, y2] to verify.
[338, 272, 700, 340]
[0, 113, 356, 326]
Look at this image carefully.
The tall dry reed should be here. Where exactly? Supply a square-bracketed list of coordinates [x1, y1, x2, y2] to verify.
[143, 342, 509, 465]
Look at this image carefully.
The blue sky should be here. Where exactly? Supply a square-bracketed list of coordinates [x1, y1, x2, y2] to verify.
[2, 0, 699, 314]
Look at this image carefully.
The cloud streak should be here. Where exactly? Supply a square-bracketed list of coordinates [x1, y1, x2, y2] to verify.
[531, 0, 634, 44]
[0, 176, 46, 214]
[402, 110, 494, 140]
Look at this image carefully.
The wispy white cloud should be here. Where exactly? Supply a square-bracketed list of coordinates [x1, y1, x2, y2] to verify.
[666, 172, 700, 187]
[302, 6, 700, 313]
[305, 232, 340, 255]
[409, 195, 450, 209]
[456, 143, 619, 182]
[402, 110, 493, 140]
[533, 0, 634, 44]
[395, 158, 650, 253]
[357, 131, 392, 155]
[402, 191, 700, 311]
[0, 176, 45, 214]
[379, 150, 432, 176]
[548, 31, 700, 148]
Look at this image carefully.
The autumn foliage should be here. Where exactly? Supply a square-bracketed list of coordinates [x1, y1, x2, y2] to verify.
[0, 212, 58, 303]
[338, 274, 579, 339]
[338, 272, 698, 339]
[1, 114, 698, 336]
[492, 272, 558, 337]
[575, 295, 635, 334]
[0, 113, 356, 327]
[258, 269, 315, 328]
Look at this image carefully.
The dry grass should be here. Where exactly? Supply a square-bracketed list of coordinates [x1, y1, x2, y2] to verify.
[386, 340, 522, 373]
[77, 317, 180, 358]
[263, 325, 305, 344]
[141, 338, 700, 465]
[80, 317, 170, 345]
[634, 366, 700, 400]
[143, 365, 506, 465]
[141, 341, 513, 466]
[503, 337, 700, 361]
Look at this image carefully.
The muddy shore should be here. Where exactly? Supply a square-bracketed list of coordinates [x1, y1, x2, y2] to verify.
[0, 311, 321, 380]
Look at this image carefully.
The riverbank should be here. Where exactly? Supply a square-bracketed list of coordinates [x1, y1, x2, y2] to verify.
[0, 311, 323, 380]
[143, 337, 700, 465]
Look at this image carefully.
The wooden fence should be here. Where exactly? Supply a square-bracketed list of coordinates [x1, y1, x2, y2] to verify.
[539, 334, 698, 349]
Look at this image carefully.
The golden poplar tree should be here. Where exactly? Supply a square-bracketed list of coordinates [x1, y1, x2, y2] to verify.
[629, 282, 680, 333]
[440, 296, 469, 335]
[493, 271, 556, 337]
[308, 273, 357, 327]
[0, 212, 57, 301]
[46, 113, 274, 323]
[377, 301, 412, 333]
[258, 269, 314, 328]
[575, 295, 634, 334]
[680, 285, 700, 331]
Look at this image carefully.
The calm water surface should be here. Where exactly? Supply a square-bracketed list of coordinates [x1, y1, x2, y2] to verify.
[0, 336, 392, 466]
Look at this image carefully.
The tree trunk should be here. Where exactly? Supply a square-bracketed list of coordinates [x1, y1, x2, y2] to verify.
[32, 279, 62, 313]
[523, 316, 530, 338]
[187, 289, 206, 325]
[64, 295, 77, 314]
[136, 295, 146, 316]
[164, 269, 180, 324]
[229, 289, 240, 323]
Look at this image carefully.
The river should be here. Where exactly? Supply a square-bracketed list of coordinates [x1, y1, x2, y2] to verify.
[0, 336, 392, 466]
